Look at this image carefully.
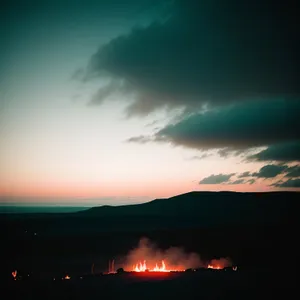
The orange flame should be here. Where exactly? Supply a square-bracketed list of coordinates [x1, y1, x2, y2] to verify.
[207, 264, 222, 270]
[64, 275, 71, 280]
[132, 260, 182, 272]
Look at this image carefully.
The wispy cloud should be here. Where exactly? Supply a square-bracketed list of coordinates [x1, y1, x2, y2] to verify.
[199, 173, 235, 184]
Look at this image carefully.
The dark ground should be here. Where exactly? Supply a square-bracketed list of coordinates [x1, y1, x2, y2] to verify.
[4, 269, 295, 300]
[1, 192, 298, 299]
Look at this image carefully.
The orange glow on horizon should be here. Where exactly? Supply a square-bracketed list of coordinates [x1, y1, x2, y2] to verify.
[0, 180, 193, 199]
[0, 180, 295, 204]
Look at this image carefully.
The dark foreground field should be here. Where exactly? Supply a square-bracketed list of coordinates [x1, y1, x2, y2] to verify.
[1, 192, 298, 299]
[4, 269, 294, 300]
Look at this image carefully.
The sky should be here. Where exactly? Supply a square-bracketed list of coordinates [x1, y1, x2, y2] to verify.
[0, 0, 299, 205]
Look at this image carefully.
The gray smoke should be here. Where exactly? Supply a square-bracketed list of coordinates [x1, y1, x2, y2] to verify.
[124, 237, 232, 271]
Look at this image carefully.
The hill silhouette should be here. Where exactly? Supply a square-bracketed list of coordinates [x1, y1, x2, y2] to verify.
[77, 191, 297, 227]
[2, 191, 297, 235]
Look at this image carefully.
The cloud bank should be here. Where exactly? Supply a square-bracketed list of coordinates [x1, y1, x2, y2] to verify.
[155, 100, 300, 151]
[200, 164, 300, 187]
[80, 0, 300, 189]
[85, 0, 299, 116]
[272, 178, 300, 188]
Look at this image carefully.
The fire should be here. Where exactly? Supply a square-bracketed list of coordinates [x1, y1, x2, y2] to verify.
[208, 264, 238, 271]
[153, 260, 166, 272]
[131, 260, 234, 272]
[133, 260, 182, 272]
[64, 275, 71, 280]
[12, 270, 17, 280]
[207, 264, 222, 270]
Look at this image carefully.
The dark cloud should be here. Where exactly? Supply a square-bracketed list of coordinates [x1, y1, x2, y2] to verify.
[272, 178, 300, 188]
[246, 179, 256, 185]
[199, 168, 289, 185]
[285, 165, 300, 178]
[125, 135, 153, 144]
[145, 119, 160, 128]
[229, 179, 245, 185]
[154, 100, 300, 151]
[83, 0, 300, 167]
[189, 153, 212, 160]
[125, 134, 166, 144]
[199, 173, 235, 184]
[251, 164, 288, 179]
[217, 149, 231, 158]
[237, 172, 251, 178]
[85, 0, 299, 116]
[89, 81, 121, 105]
[233, 164, 299, 184]
[2, 0, 164, 22]
[249, 141, 300, 162]
[71, 68, 86, 81]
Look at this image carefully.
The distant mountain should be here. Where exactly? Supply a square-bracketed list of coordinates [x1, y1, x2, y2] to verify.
[2, 192, 298, 235]
[78, 191, 298, 226]
[0, 206, 89, 214]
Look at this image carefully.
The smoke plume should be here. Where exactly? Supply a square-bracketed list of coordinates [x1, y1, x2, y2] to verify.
[124, 237, 232, 271]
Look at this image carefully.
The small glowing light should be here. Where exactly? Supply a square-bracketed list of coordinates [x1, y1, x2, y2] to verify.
[12, 270, 17, 280]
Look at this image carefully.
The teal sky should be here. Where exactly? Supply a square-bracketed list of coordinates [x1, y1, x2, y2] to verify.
[1, 0, 299, 205]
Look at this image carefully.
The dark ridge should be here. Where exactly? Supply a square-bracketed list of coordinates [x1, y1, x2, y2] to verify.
[1, 191, 298, 230]
[75, 191, 298, 226]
